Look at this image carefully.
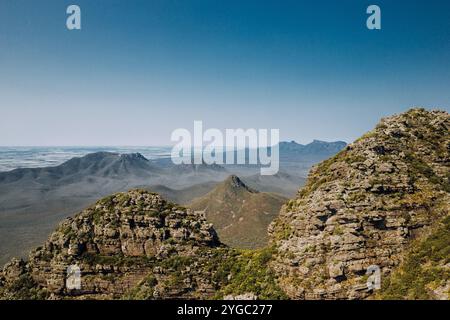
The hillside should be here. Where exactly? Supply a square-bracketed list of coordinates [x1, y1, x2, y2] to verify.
[190, 175, 287, 249]
[0, 153, 228, 265]
[0, 190, 223, 299]
[241, 172, 306, 198]
[269, 108, 449, 299]
[377, 215, 450, 300]
[143, 182, 219, 205]
[0, 190, 286, 300]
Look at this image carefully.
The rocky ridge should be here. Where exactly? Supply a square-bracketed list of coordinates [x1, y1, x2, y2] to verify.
[0, 190, 224, 299]
[0, 189, 285, 300]
[269, 108, 449, 299]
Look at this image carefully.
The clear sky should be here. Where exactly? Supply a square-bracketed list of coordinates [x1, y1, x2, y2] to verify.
[0, 0, 449, 146]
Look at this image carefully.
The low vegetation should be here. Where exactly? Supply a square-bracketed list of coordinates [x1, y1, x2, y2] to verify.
[212, 247, 287, 300]
[378, 216, 450, 300]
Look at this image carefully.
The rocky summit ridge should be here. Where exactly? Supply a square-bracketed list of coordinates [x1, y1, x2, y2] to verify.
[0, 190, 223, 299]
[269, 108, 449, 299]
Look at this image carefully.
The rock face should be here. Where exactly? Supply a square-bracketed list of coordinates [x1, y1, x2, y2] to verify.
[0, 190, 223, 299]
[269, 108, 450, 299]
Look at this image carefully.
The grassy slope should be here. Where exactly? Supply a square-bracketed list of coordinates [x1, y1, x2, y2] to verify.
[189, 176, 287, 249]
[378, 215, 450, 300]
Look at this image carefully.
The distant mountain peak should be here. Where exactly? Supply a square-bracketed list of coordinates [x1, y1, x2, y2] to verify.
[190, 175, 287, 249]
[78, 151, 119, 160]
[279, 140, 347, 160]
[224, 175, 257, 193]
[119, 152, 149, 162]
[310, 139, 345, 145]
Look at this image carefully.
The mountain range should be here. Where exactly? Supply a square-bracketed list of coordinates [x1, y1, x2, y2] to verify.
[279, 140, 347, 158]
[0, 108, 448, 300]
[0, 140, 341, 264]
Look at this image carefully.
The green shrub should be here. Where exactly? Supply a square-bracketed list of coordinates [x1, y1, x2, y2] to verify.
[213, 247, 288, 300]
[378, 216, 450, 300]
[3, 274, 48, 300]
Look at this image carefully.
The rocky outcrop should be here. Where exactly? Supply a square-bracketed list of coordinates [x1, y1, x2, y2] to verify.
[269, 108, 449, 299]
[0, 190, 224, 299]
[0, 189, 286, 301]
[224, 293, 258, 300]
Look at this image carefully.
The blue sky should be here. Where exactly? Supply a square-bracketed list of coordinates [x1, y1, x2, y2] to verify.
[0, 0, 449, 146]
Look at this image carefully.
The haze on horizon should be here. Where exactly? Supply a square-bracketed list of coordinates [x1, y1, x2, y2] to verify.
[0, 0, 449, 146]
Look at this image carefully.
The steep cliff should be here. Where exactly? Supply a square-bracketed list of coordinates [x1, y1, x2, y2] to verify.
[269, 108, 449, 299]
